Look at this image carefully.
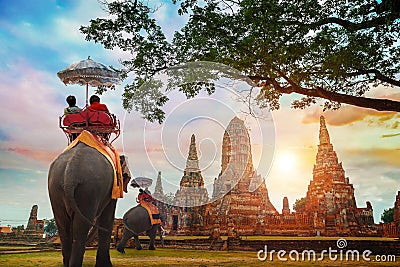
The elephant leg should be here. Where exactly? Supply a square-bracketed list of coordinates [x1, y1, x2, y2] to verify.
[55, 214, 72, 266]
[146, 226, 156, 250]
[95, 200, 116, 267]
[159, 226, 164, 248]
[117, 227, 134, 253]
[133, 234, 142, 250]
[68, 215, 92, 267]
[49, 195, 72, 266]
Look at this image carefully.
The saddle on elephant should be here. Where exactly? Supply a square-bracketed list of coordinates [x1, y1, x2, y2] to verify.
[137, 190, 161, 225]
[63, 130, 125, 199]
[60, 108, 120, 144]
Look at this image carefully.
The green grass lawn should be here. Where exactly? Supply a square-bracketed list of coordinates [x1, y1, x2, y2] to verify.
[0, 248, 399, 266]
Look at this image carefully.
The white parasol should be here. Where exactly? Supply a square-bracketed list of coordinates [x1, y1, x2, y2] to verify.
[57, 56, 120, 106]
[131, 177, 153, 188]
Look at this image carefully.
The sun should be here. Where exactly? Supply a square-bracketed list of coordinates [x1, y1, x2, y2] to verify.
[276, 151, 297, 172]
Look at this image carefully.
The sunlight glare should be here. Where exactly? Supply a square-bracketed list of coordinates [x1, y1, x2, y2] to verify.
[276, 152, 297, 172]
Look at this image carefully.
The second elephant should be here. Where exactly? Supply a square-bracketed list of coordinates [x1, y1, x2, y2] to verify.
[116, 205, 162, 253]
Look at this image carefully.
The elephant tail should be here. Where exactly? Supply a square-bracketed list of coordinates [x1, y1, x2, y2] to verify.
[122, 217, 139, 236]
[64, 162, 109, 232]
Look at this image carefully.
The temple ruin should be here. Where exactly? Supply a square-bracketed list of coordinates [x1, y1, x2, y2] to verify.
[167, 134, 209, 233]
[25, 205, 44, 238]
[207, 116, 278, 235]
[145, 116, 397, 237]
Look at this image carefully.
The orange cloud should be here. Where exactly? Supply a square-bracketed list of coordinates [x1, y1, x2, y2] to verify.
[6, 147, 58, 163]
[302, 88, 400, 126]
[145, 146, 164, 153]
[302, 106, 398, 126]
[344, 148, 400, 166]
[381, 133, 400, 138]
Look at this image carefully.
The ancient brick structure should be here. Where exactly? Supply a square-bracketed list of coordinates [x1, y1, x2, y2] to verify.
[25, 205, 44, 238]
[208, 117, 277, 235]
[303, 116, 374, 236]
[154, 116, 381, 237]
[394, 191, 400, 226]
[153, 171, 169, 225]
[172, 134, 209, 232]
[356, 202, 375, 226]
[282, 197, 290, 216]
[153, 171, 164, 200]
[393, 191, 400, 237]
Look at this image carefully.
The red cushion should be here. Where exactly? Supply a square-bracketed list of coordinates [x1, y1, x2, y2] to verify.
[63, 113, 85, 126]
[63, 110, 112, 127]
[88, 110, 112, 125]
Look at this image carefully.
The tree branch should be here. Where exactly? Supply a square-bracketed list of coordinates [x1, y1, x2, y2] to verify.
[350, 69, 400, 87]
[253, 76, 400, 112]
[316, 13, 400, 31]
[282, 11, 400, 32]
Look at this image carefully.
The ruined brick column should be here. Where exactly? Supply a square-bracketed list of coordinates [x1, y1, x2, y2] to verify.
[394, 191, 400, 238]
[25, 205, 44, 238]
[282, 197, 290, 216]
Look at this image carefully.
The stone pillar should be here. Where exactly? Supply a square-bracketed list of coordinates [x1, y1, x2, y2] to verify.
[26, 205, 38, 233]
[282, 197, 290, 215]
[394, 191, 400, 237]
[25, 205, 43, 238]
[394, 191, 400, 223]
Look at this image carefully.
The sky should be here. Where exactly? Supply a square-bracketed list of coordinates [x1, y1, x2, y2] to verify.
[0, 0, 399, 227]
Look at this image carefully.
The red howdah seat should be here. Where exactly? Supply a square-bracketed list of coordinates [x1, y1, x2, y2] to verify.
[60, 109, 120, 144]
[62, 109, 112, 127]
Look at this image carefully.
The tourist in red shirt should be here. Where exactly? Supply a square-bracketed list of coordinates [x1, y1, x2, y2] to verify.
[88, 94, 109, 112]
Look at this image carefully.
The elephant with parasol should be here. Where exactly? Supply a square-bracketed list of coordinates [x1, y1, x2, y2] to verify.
[48, 57, 130, 267]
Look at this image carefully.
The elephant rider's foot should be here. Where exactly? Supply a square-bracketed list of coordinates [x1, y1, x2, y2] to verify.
[136, 245, 143, 250]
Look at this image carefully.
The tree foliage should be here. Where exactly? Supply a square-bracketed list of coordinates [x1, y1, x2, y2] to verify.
[44, 218, 58, 237]
[81, 0, 400, 123]
[293, 197, 306, 212]
[381, 207, 394, 223]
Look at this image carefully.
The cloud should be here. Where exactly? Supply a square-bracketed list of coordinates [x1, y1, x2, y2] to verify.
[381, 133, 400, 138]
[0, 168, 54, 224]
[4, 147, 58, 164]
[302, 106, 397, 126]
[301, 86, 400, 126]
[343, 148, 400, 167]
[346, 163, 400, 222]
[0, 59, 66, 150]
[389, 121, 399, 129]
[145, 146, 164, 153]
